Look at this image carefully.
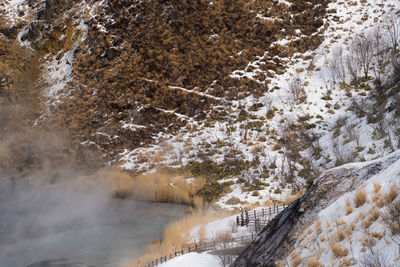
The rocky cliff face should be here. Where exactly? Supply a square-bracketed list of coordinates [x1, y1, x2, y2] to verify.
[233, 151, 400, 266]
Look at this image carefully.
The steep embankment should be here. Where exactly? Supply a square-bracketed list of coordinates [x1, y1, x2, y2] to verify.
[1, 0, 329, 175]
[233, 151, 400, 266]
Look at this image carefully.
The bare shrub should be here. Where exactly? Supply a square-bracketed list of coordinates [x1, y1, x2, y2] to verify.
[385, 12, 400, 51]
[215, 232, 236, 267]
[344, 120, 360, 147]
[331, 136, 353, 166]
[328, 46, 346, 83]
[288, 75, 306, 105]
[352, 33, 374, 78]
[345, 52, 360, 82]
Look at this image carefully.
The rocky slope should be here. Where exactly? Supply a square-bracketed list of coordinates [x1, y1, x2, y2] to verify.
[0, 0, 329, 175]
[233, 151, 400, 266]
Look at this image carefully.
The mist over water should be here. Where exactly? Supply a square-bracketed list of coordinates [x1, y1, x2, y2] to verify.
[0, 177, 187, 267]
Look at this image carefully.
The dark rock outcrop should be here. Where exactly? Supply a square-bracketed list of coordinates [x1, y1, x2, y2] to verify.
[233, 151, 400, 266]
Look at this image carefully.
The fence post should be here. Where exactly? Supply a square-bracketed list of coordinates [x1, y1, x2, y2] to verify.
[254, 209, 256, 220]
[188, 246, 191, 252]
[245, 210, 249, 227]
[181, 249, 184, 255]
[165, 256, 167, 262]
[156, 259, 158, 266]
[262, 208, 264, 217]
[160, 257, 162, 264]
[170, 254, 172, 259]
[195, 243, 198, 251]
[237, 216, 239, 226]
[269, 206, 271, 215]
[175, 251, 177, 256]
[241, 212, 244, 226]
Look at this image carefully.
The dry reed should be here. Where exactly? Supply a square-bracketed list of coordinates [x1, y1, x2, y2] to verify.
[130, 208, 232, 266]
[97, 168, 206, 206]
[354, 189, 367, 208]
[330, 243, 349, 257]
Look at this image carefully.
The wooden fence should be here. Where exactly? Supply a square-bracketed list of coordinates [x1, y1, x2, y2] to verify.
[142, 204, 288, 267]
[236, 204, 286, 232]
[142, 234, 256, 267]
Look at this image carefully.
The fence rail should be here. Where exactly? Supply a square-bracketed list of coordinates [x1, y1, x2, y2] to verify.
[236, 204, 286, 232]
[142, 204, 289, 267]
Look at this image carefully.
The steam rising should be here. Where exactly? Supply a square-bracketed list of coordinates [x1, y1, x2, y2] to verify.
[0, 174, 187, 267]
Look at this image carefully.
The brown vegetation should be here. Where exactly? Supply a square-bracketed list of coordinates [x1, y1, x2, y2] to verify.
[330, 243, 349, 257]
[131, 208, 232, 267]
[99, 168, 205, 205]
[25, 0, 329, 161]
[354, 189, 367, 208]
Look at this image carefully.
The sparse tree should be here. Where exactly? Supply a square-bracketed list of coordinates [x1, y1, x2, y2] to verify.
[352, 33, 374, 79]
[328, 46, 346, 83]
[288, 75, 305, 106]
[385, 13, 400, 52]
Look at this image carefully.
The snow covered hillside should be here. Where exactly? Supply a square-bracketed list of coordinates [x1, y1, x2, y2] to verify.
[119, 0, 400, 210]
[234, 151, 400, 266]
[284, 153, 400, 266]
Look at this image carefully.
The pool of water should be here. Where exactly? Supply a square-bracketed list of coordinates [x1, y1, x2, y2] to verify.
[0, 180, 187, 267]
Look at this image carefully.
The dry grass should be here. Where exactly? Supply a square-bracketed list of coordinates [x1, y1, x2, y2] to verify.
[373, 182, 382, 193]
[370, 231, 384, 239]
[330, 243, 349, 257]
[385, 186, 398, 204]
[307, 257, 323, 267]
[337, 229, 346, 241]
[345, 198, 353, 215]
[130, 208, 232, 266]
[362, 208, 380, 229]
[315, 220, 322, 235]
[283, 192, 303, 204]
[373, 192, 385, 208]
[290, 251, 303, 267]
[96, 168, 205, 205]
[342, 258, 352, 266]
[354, 189, 367, 208]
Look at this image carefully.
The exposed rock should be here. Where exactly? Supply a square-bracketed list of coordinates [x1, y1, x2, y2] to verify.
[233, 151, 400, 266]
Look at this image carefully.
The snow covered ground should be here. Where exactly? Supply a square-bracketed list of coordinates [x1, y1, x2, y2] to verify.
[284, 151, 400, 266]
[158, 252, 220, 267]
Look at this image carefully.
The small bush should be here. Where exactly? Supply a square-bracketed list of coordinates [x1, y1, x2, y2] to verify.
[337, 230, 345, 241]
[307, 257, 323, 267]
[225, 197, 241, 205]
[266, 109, 275, 119]
[330, 243, 349, 257]
[385, 187, 398, 204]
[373, 182, 381, 193]
[354, 189, 367, 208]
[345, 198, 353, 215]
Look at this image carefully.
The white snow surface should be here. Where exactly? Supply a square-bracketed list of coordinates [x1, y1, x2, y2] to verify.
[158, 252, 221, 267]
[287, 151, 400, 265]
